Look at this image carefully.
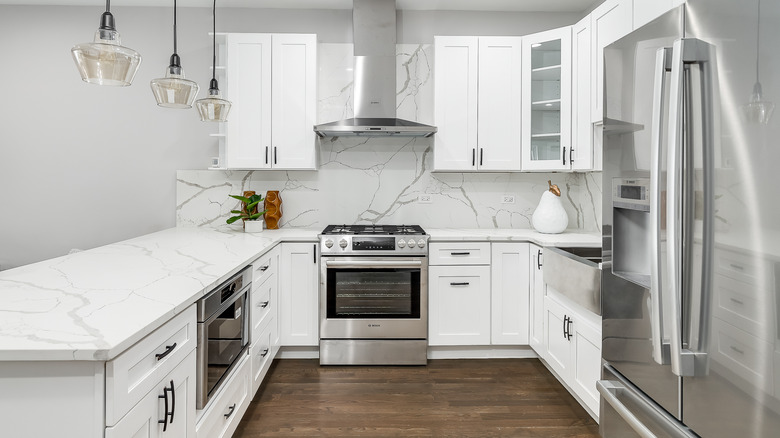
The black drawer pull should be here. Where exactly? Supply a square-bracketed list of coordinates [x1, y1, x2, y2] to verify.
[261, 348, 270, 357]
[537, 249, 543, 269]
[158, 380, 174, 431]
[259, 265, 269, 272]
[155, 343, 177, 361]
[450, 252, 471, 256]
[566, 317, 573, 340]
[224, 403, 237, 419]
[260, 301, 270, 308]
[563, 315, 569, 339]
[450, 282, 470, 286]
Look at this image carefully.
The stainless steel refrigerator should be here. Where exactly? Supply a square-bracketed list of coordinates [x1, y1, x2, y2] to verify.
[599, 1, 780, 437]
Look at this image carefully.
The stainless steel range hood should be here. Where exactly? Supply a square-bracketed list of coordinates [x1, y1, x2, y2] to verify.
[313, 0, 437, 138]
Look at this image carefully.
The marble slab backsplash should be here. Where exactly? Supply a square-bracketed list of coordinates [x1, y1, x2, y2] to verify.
[177, 43, 602, 233]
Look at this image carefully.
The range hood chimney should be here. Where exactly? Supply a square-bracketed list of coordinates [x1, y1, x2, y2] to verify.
[313, 0, 437, 138]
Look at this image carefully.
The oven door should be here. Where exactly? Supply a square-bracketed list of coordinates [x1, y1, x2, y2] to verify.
[320, 257, 428, 340]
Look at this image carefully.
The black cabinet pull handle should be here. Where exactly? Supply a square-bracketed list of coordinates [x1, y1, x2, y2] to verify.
[259, 265, 269, 272]
[224, 403, 237, 419]
[537, 249, 543, 269]
[480, 148, 483, 166]
[450, 252, 471, 256]
[563, 147, 567, 165]
[450, 282, 470, 286]
[567, 318, 573, 340]
[265, 146, 269, 164]
[158, 380, 174, 431]
[472, 148, 476, 166]
[260, 301, 269, 308]
[261, 348, 270, 357]
[313, 244, 317, 263]
[274, 147, 278, 165]
[155, 343, 177, 361]
[563, 315, 569, 339]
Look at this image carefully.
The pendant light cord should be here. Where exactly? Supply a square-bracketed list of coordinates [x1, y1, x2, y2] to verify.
[755, 0, 761, 84]
[105, 0, 110, 13]
[211, 0, 217, 82]
[173, 0, 178, 56]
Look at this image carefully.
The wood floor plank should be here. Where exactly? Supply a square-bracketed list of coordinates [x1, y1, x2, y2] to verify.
[234, 358, 600, 437]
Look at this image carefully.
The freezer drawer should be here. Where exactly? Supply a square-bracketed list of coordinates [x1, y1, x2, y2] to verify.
[599, 365, 695, 438]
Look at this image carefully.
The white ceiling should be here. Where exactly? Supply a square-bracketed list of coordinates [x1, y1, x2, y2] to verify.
[0, 0, 598, 13]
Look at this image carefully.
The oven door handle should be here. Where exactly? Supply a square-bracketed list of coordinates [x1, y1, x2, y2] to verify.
[325, 260, 423, 269]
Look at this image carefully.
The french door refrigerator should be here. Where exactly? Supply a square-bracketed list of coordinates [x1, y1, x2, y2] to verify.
[599, 1, 780, 437]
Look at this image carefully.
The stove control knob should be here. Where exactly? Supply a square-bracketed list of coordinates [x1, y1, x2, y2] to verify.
[417, 239, 426, 248]
[325, 239, 334, 248]
[397, 239, 406, 248]
[407, 238, 417, 248]
[339, 239, 348, 249]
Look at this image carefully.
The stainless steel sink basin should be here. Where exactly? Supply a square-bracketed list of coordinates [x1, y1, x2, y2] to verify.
[543, 246, 602, 316]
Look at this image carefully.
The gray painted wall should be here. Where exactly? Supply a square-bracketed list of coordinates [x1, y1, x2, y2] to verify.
[0, 5, 579, 269]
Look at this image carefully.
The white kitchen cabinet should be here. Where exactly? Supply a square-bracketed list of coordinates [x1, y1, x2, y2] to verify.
[250, 316, 278, 395]
[429, 265, 492, 345]
[252, 247, 280, 345]
[434, 36, 523, 171]
[528, 244, 546, 357]
[224, 33, 317, 170]
[571, 16, 594, 171]
[521, 27, 572, 171]
[633, 0, 681, 29]
[544, 287, 602, 417]
[195, 355, 251, 438]
[490, 243, 530, 345]
[279, 243, 319, 346]
[591, 0, 633, 124]
[106, 350, 196, 438]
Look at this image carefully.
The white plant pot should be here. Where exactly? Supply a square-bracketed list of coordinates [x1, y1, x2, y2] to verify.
[244, 220, 264, 233]
[532, 191, 568, 234]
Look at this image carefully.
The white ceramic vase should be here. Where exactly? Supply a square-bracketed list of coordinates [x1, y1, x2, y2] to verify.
[532, 191, 568, 234]
[244, 219, 264, 233]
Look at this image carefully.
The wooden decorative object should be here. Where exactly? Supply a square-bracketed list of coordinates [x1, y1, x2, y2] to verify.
[264, 190, 282, 229]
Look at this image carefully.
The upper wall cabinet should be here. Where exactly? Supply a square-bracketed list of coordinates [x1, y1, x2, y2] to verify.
[591, 0, 633, 124]
[434, 36, 523, 172]
[224, 33, 317, 170]
[521, 27, 572, 171]
[571, 16, 595, 171]
[633, 0, 684, 29]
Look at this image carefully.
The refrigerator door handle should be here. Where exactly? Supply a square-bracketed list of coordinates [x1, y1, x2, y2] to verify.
[597, 380, 658, 438]
[666, 38, 716, 377]
[650, 47, 672, 366]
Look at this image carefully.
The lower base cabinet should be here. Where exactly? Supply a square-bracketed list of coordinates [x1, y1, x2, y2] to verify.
[196, 354, 252, 438]
[543, 288, 601, 416]
[106, 350, 197, 438]
[429, 265, 492, 345]
[251, 317, 279, 394]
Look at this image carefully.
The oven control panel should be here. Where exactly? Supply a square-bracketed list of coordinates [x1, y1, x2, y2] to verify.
[320, 235, 429, 255]
[353, 237, 396, 250]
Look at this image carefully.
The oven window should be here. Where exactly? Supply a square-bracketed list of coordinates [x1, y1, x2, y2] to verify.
[206, 293, 247, 397]
[327, 268, 421, 318]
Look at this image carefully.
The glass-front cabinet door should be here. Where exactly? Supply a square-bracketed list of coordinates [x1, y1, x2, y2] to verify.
[522, 27, 572, 171]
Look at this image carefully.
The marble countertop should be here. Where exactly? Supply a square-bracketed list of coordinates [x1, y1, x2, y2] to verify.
[0, 227, 318, 362]
[0, 227, 599, 362]
[426, 228, 601, 247]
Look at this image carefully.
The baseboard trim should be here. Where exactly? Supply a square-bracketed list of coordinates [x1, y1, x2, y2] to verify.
[277, 346, 319, 359]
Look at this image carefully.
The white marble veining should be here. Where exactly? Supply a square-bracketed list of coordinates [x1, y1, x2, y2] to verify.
[0, 227, 317, 361]
[181, 43, 602, 233]
[427, 228, 601, 247]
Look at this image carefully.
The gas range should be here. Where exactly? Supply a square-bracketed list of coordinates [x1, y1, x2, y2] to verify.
[319, 224, 429, 256]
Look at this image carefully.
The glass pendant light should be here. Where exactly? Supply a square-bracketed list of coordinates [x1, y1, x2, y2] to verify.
[71, 0, 142, 86]
[196, 0, 232, 122]
[150, 0, 200, 109]
[741, 0, 774, 124]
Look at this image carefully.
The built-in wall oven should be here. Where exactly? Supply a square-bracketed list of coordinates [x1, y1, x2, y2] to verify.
[196, 267, 251, 409]
[319, 225, 429, 365]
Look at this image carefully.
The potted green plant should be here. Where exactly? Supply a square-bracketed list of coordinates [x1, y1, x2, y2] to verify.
[226, 191, 267, 233]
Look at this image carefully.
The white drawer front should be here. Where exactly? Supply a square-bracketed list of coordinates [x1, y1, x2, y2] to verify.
[714, 248, 771, 288]
[251, 273, 275, 337]
[253, 251, 278, 286]
[251, 317, 277, 395]
[429, 242, 491, 265]
[713, 274, 773, 340]
[196, 355, 251, 438]
[711, 317, 774, 390]
[106, 306, 197, 426]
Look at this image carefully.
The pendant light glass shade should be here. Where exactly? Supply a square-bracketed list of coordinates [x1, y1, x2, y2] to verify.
[71, 4, 142, 86]
[196, 79, 232, 122]
[195, 0, 232, 122]
[741, 0, 773, 124]
[151, 0, 199, 108]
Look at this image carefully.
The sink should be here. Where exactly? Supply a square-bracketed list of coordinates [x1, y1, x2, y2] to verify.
[543, 246, 602, 316]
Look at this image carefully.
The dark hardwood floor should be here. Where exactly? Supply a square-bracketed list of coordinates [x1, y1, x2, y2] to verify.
[234, 358, 600, 437]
